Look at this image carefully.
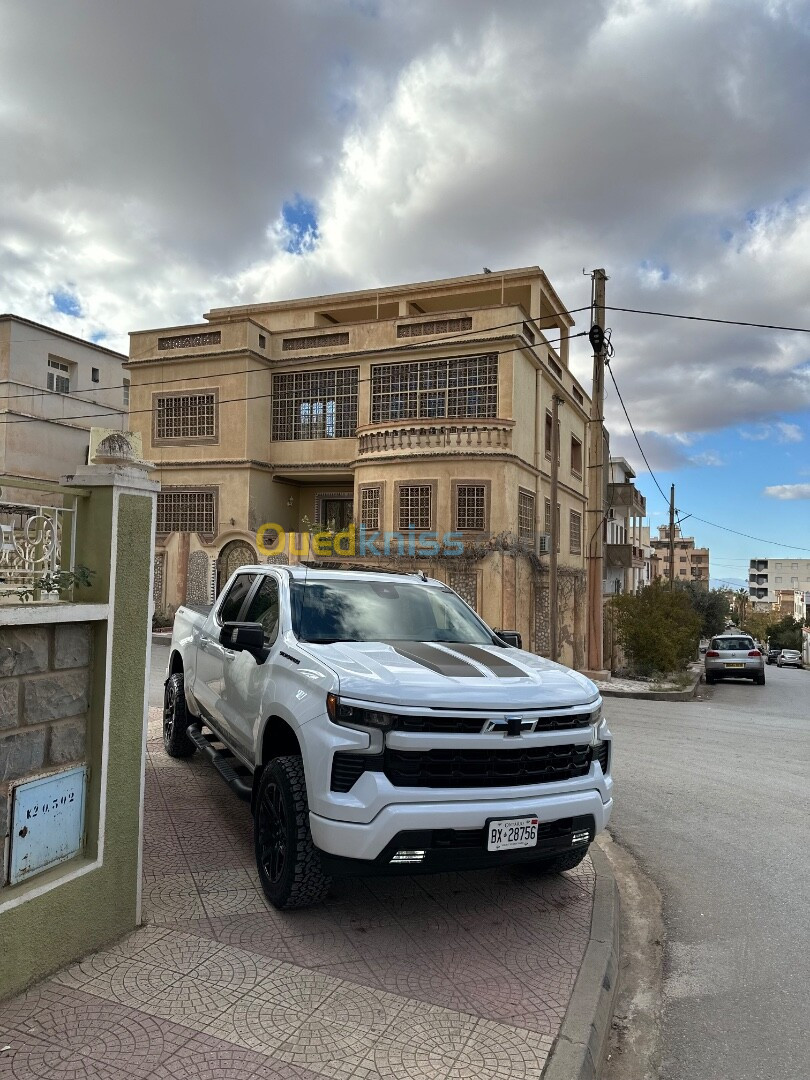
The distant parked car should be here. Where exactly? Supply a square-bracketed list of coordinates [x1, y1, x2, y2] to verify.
[777, 649, 803, 669]
[704, 634, 765, 685]
[766, 647, 780, 665]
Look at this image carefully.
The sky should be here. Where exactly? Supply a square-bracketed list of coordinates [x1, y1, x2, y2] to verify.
[2, 0, 809, 584]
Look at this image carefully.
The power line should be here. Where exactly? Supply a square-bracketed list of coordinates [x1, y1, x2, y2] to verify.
[0, 332, 592, 428]
[606, 361, 810, 554]
[604, 360, 670, 507]
[606, 306, 810, 334]
[2, 307, 593, 402]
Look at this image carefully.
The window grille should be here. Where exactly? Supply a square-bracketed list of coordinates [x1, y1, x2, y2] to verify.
[398, 485, 432, 531]
[456, 485, 486, 531]
[155, 392, 216, 440]
[158, 331, 221, 350]
[448, 571, 478, 610]
[569, 510, 582, 555]
[47, 358, 70, 394]
[371, 354, 497, 422]
[272, 368, 358, 440]
[156, 490, 216, 536]
[282, 332, 349, 352]
[360, 486, 381, 530]
[518, 490, 535, 541]
[396, 317, 472, 338]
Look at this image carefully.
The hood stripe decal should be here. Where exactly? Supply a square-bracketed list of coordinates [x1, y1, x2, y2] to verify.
[388, 642, 482, 678]
[443, 643, 528, 678]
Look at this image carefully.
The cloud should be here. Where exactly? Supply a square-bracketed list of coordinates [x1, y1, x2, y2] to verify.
[0, 0, 808, 461]
[690, 451, 725, 466]
[763, 483, 810, 499]
[740, 420, 804, 442]
[775, 421, 803, 442]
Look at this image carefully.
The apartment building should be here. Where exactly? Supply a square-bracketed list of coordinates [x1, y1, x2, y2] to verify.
[127, 267, 593, 666]
[0, 315, 128, 486]
[650, 525, 710, 588]
[775, 589, 806, 621]
[604, 457, 646, 595]
[749, 557, 810, 614]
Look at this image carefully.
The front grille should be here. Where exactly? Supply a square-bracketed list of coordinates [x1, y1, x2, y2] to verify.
[389, 712, 593, 734]
[383, 744, 592, 788]
[594, 742, 610, 774]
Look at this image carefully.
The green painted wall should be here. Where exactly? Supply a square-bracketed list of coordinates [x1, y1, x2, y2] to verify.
[0, 490, 153, 1000]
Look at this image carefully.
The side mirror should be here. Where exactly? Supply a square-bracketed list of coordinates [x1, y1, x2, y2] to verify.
[220, 622, 265, 651]
[495, 630, 522, 649]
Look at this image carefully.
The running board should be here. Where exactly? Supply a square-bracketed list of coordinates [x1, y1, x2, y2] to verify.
[186, 724, 253, 802]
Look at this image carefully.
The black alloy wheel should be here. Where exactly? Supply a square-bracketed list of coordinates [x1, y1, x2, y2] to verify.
[162, 672, 195, 758]
[253, 756, 331, 910]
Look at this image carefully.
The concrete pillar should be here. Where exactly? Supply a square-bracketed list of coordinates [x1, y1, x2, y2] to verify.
[0, 451, 158, 1000]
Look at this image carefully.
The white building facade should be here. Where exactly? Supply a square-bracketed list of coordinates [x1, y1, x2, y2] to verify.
[0, 315, 128, 484]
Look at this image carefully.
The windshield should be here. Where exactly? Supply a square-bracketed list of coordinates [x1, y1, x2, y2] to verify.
[712, 637, 753, 650]
[290, 579, 494, 645]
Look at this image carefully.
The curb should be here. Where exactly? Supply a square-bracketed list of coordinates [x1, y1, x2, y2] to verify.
[596, 669, 701, 702]
[543, 844, 620, 1080]
[151, 632, 172, 647]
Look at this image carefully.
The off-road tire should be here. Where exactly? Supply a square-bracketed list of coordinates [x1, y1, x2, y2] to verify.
[254, 755, 332, 910]
[530, 845, 590, 875]
[163, 672, 195, 758]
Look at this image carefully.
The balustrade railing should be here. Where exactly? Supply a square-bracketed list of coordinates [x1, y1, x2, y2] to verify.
[357, 420, 513, 455]
[0, 499, 77, 601]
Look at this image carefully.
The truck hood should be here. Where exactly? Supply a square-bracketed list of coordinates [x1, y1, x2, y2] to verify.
[299, 639, 598, 709]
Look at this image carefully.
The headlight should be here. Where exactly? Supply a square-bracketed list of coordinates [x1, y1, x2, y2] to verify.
[589, 702, 603, 726]
[326, 693, 396, 731]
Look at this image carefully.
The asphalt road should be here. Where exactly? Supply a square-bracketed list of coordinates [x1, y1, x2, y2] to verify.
[607, 661, 809, 1080]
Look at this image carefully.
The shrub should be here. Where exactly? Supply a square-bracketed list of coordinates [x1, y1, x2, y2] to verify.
[610, 581, 702, 676]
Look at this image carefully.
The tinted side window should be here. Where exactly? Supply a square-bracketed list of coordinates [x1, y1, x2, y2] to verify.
[243, 576, 280, 644]
[219, 574, 257, 623]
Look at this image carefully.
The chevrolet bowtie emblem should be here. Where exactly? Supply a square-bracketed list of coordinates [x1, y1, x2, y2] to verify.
[505, 714, 523, 738]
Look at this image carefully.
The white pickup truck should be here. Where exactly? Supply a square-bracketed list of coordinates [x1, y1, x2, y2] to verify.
[164, 565, 613, 909]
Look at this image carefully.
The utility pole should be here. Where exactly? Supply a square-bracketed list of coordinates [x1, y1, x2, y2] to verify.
[668, 484, 676, 591]
[549, 393, 563, 660]
[586, 269, 608, 676]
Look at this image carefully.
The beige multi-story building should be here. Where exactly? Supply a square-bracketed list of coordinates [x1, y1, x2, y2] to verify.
[650, 525, 710, 588]
[127, 267, 594, 666]
[604, 457, 646, 595]
[0, 314, 128, 485]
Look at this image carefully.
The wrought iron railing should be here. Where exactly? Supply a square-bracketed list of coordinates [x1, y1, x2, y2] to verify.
[0, 499, 77, 601]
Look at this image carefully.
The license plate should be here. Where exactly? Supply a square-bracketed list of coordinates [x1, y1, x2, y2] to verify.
[725, 662, 744, 668]
[487, 816, 539, 852]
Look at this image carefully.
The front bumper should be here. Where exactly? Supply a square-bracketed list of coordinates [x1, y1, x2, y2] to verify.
[309, 787, 613, 862]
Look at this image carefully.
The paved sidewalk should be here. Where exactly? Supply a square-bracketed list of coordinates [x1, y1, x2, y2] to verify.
[1, 707, 598, 1079]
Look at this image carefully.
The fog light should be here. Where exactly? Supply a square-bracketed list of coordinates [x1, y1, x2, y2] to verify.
[390, 849, 426, 864]
[571, 830, 590, 846]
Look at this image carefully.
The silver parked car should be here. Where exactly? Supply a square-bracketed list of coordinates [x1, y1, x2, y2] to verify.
[777, 649, 803, 669]
[704, 634, 765, 685]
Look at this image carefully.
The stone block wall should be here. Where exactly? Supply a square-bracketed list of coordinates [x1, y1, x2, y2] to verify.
[0, 623, 91, 884]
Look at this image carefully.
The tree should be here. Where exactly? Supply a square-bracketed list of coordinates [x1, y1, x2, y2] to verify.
[610, 580, 702, 676]
[677, 582, 729, 639]
[766, 616, 803, 651]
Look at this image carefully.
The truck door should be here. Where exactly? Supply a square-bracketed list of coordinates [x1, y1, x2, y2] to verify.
[220, 573, 281, 758]
[194, 571, 257, 733]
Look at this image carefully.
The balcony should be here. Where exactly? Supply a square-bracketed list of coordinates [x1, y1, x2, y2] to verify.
[607, 482, 647, 516]
[356, 418, 514, 457]
[605, 543, 645, 570]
